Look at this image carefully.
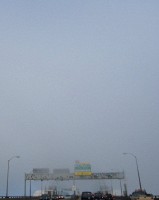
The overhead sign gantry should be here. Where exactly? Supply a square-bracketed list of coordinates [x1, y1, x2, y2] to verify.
[24, 161, 125, 196]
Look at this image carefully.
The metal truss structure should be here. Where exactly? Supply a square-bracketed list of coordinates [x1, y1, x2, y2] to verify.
[25, 172, 124, 181]
[24, 171, 125, 196]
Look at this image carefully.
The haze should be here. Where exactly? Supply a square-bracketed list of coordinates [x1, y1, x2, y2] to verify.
[0, 0, 159, 196]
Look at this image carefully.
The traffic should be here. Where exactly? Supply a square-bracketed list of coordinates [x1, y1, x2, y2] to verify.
[40, 191, 114, 200]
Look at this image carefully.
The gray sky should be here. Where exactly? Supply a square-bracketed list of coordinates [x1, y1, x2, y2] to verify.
[0, 0, 159, 196]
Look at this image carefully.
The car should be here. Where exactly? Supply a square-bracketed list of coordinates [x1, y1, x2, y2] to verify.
[58, 195, 64, 199]
[94, 193, 104, 200]
[104, 193, 113, 200]
[51, 195, 65, 200]
[63, 194, 73, 199]
[62, 191, 74, 199]
[81, 192, 94, 200]
[52, 195, 60, 200]
[40, 194, 50, 200]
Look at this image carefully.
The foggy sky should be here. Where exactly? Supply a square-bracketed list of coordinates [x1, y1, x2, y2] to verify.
[0, 0, 159, 196]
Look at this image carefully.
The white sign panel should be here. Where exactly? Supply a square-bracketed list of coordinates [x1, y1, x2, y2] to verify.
[33, 168, 50, 174]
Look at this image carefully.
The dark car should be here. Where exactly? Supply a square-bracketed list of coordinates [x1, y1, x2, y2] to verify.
[40, 194, 50, 200]
[104, 194, 113, 200]
[52, 195, 65, 200]
[52, 195, 60, 200]
[94, 193, 104, 200]
[58, 195, 64, 199]
[81, 192, 94, 200]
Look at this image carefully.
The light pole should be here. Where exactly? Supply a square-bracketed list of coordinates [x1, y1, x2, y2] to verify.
[110, 169, 114, 195]
[123, 153, 142, 191]
[6, 156, 20, 197]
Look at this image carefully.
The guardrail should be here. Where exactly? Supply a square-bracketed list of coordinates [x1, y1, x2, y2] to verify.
[0, 197, 39, 199]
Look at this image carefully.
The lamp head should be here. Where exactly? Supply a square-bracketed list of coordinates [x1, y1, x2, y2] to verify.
[16, 156, 20, 158]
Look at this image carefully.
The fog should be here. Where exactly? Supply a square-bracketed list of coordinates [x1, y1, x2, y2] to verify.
[0, 0, 159, 196]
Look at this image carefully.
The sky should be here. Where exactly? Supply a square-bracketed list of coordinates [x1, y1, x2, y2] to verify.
[0, 0, 159, 196]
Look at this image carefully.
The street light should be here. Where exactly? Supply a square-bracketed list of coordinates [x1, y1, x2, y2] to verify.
[6, 155, 20, 197]
[123, 153, 142, 191]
